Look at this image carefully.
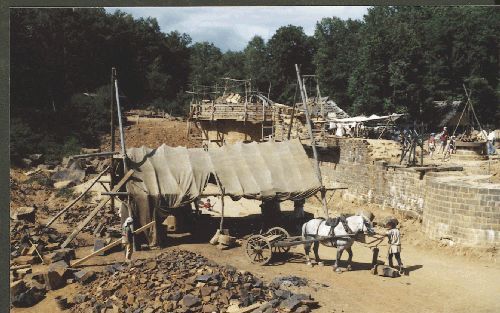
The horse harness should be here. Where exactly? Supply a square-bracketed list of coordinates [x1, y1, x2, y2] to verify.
[312, 215, 355, 247]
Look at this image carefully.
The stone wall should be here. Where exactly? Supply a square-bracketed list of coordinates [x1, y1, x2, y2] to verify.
[423, 177, 500, 245]
[314, 138, 500, 246]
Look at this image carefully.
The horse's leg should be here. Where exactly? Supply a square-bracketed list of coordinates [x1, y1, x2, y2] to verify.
[303, 238, 313, 267]
[346, 246, 353, 271]
[313, 241, 323, 266]
[333, 246, 344, 272]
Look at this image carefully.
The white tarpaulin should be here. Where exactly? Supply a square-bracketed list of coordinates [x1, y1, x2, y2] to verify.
[126, 139, 320, 207]
[328, 113, 404, 123]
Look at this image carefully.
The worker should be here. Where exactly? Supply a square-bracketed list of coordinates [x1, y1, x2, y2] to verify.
[438, 127, 448, 154]
[449, 135, 457, 154]
[386, 221, 404, 274]
[428, 133, 436, 159]
[487, 129, 496, 155]
[202, 198, 214, 211]
[293, 199, 306, 232]
[122, 217, 134, 261]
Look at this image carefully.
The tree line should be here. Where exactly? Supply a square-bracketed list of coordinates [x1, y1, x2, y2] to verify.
[10, 7, 499, 162]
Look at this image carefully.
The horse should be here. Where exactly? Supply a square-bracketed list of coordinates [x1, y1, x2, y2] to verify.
[301, 214, 375, 272]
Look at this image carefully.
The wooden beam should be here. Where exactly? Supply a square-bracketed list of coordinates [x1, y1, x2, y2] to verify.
[71, 152, 119, 159]
[46, 166, 110, 227]
[10, 264, 31, 271]
[71, 221, 155, 267]
[101, 191, 129, 196]
[296, 64, 328, 218]
[61, 169, 135, 248]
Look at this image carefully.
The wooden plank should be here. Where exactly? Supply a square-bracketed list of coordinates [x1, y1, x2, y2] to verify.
[71, 221, 155, 267]
[61, 170, 135, 248]
[71, 151, 119, 159]
[46, 166, 110, 227]
[10, 264, 31, 271]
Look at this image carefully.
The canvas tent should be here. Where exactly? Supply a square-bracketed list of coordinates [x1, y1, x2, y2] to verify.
[125, 139, 322, 245]
[327, 113, 404, 123]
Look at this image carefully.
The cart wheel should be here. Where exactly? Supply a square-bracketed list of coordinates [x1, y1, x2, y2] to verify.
[245, 235, 272, 265]
[265, 227, 291, 254]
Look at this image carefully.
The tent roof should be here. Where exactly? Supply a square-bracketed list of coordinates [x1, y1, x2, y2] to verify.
[328, 113, 404, 123]
[126, 139, 321, 208]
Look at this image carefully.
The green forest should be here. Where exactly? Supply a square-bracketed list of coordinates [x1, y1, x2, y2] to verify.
[10, 7, 499, 162]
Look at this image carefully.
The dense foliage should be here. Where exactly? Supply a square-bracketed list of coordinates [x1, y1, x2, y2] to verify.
[10, 7, 499, 162]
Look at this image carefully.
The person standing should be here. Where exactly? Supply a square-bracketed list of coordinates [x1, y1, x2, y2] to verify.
[122, 217, 134, 261]
[386, 221, 404, 274]
[293, 199, 306, 232]
[487, 129, 496, 155]
[428, 133, 436, 159]
[202, 198, 214, 211]
[439, 127, 449, 154]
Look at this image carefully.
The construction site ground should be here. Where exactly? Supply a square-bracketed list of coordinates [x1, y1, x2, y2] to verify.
[10, 115, 500, 313]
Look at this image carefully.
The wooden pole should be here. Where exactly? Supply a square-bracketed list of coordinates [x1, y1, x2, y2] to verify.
[114, 77, 127, 173]
[214, 174, 225, 231]
[61, 170, 134, 248]
[315, 77, 324, 119]
[295, 64, 328, 217]
[29, 239, 46, 265]
[71, 151, 119, 159]
[71, 221, 155, 267]
[110, 68, 116, 214]
[463, 84, 484, 133]
[46, 166, 110, 227]
[287, 83, 298, 140]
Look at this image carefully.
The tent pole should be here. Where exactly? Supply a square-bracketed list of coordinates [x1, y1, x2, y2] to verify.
[110, 68, 116, 214]
[214, 174, 225, 231]
[295, 64, 328, 218]
[114, 76, 127, 173]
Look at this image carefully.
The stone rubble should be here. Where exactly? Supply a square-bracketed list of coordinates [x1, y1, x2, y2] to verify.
[70, 249, 317, 313]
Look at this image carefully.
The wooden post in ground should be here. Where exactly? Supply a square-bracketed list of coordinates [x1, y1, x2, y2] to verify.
[110, 67, 116, 214]
[214, 174, 225, 231]
[295, 64, 329, 218]
[114, 75, 127, 173]
[287, 82, 300, 140]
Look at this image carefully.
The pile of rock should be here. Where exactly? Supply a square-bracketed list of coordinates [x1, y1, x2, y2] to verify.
[10, 254, 95, 308]
[71, 249, 317, 313]
[10, 222, 71, 264]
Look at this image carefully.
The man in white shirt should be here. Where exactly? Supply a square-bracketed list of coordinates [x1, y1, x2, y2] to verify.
[487, 129, 496, 155]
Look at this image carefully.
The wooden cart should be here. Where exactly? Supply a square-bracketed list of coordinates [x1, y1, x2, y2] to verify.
[244, 227, 354, 265]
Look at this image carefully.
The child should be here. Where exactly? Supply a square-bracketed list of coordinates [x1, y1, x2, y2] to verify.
[386, 221, 404, 274]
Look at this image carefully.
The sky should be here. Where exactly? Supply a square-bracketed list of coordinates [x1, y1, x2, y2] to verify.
[105, 7, 370, 51]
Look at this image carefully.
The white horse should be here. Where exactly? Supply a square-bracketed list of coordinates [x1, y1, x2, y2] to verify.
[301, 215, 375, 272]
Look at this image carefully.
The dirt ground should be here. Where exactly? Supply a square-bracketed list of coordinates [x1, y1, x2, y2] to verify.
[100, 116, 201, 151]
[12, 199, 500, 313]
[10, 116, 500, 313]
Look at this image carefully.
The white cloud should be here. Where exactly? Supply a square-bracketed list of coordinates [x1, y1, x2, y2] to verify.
[106, 6, 369, 51]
